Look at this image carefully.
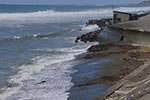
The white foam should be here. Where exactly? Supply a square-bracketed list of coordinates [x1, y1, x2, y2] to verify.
[0, 9, 111, 26]
[0, 86, 22, 100]
[33, 42, 96, 54]
[31, 32, 56, 38]
[115, 6, 150, 13]
[0, 6, 149, 26]
[0, 9, 111, 21]
[81, 24, 100, 32]
[32, 33, 40, 37]
[13, 36, 21, 40]
[34, 46, 87, 53]
[5, 59, 77, 100]
[9, 53, 78, 84]
[0, 45, 89, 100]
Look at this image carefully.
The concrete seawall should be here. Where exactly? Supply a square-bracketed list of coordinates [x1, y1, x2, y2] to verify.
[94, 61, 150, 100]
[108, 25, 150, 45]
[93, 14, 150, 100]
[107, 14, 150, 45]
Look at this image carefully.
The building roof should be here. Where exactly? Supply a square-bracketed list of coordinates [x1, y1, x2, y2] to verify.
[113, 11, 138, 16]
[110, 14, 150, 32]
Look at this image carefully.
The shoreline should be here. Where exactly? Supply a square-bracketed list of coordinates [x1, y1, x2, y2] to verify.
[87, 43, 150, 100]
[68, 52, 111, 100]
[72, 11, 150, 99]
[94, 60, 150, 100]
[69, 42, 150, 100]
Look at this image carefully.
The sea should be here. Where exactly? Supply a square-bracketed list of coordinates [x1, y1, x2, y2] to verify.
[0, 4, 150, 100]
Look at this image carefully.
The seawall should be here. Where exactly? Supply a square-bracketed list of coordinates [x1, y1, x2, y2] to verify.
[93, 14, 150, 100]
[107, 14, 150, 45]
[94, 60, 150, 100]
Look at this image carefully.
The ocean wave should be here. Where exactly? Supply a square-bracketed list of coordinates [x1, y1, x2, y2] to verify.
[81, 24, 100, 32]
[0, 45, 88, 100]
[0, 32, 62, 42]
[0, 9, 112, 25]
[115, 6, 150, 13]
[0, 9, 111, 20]
[32, 45, 89, 54]
[0, 27, 81, 43]
[0, 41, 97, 100]
[0, 6, 149, 25]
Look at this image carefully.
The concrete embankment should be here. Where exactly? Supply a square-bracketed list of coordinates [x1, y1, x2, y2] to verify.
[94, 60, 150, 100]
[83, 43, 150, 100]
[107, 14, 150, 44]
[93, 14, 150, 100]
[75, 13, 150, 100]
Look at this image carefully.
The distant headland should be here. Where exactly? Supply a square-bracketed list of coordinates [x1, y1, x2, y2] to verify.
[138, 0, 150, 5]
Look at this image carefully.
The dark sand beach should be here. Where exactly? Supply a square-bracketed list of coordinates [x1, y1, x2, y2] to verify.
[68, 42, 150, 100]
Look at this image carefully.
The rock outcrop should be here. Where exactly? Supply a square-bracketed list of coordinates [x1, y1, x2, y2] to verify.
[86, 18, 112, 27]
[75, 29, 102, 43]
[75, 18, 113, 43]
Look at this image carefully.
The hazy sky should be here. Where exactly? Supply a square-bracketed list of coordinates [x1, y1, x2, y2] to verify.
[0, 0, 145, 5]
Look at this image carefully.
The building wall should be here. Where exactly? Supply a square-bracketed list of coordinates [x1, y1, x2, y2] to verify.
[99, 27, 122, 42]
[113, 12, 130, 23]
[120, 13, 130, 22]
[123, 30, 150, 45]
[108, 26, 150, 45]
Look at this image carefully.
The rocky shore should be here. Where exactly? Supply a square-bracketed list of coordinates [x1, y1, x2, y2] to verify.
[86, 18, 112, 27]
[75, 18, 112, 43]
[84, 43, 150, 100]
[75, 29, 102, 43]
[74, 17, 150, 100]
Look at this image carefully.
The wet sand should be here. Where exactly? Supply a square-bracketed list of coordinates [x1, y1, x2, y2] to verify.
[68, 43, 150, 100]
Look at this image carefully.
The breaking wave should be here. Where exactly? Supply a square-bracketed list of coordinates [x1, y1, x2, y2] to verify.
[0, 45, 90, 100]
[0, 6, 149, 20]
[0, 9, 112, 25]
[0, 31, 63, 42]
[81, 24, 100, 32]
[0, 6, 149, 26]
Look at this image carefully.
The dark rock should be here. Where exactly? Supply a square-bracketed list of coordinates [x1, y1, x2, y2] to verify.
[86, 18, 112, 27]
[7, 84, 11, 87]
[36, 80, 47, 84]
[75, 29, 103, 43]
[120, 36, 124, 41]
[75, 18, 113, 43]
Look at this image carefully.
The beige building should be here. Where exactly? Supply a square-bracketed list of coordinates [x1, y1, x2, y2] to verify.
[113, 11, 138, 23]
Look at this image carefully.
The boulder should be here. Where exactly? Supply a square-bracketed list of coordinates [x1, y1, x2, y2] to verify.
[75, 29, 103, 43]
[86, 18, 112, 27]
